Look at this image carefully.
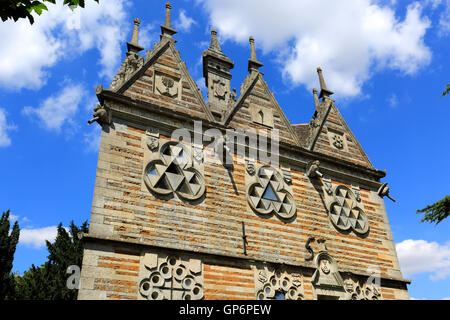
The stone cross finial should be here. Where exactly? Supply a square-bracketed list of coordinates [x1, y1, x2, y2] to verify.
[313, 88, 319, 108]
[248, 36, 263, 73]
[209, 29, 223, 53]
[161, 1, 177, 38]
[127, 18, 144, 53]
[316, 67, 334, 99]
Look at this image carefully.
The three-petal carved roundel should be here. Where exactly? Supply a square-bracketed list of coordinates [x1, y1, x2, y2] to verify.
[247, 166, 296, 220]
[144, 142, 205, 201]
[328, 185, 369, 234]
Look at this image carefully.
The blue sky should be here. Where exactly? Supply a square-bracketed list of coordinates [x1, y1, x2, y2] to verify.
[0, 0, 449, 299]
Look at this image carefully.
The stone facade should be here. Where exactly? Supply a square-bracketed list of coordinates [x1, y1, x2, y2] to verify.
[79, 3, 409, 300]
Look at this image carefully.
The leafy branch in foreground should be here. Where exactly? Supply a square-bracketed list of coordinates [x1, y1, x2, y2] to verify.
[0, 0, 99, 25]
[416, 195, 450, 225]
[443, 84, 450, 97]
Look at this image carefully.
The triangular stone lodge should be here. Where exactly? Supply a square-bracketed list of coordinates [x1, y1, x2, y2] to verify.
[78, 2, 409, 300]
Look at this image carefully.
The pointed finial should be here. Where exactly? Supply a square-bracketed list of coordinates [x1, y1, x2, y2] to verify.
[161, 2, 177, 38]
[248, 36, 263, 73]
[313, 88, 319, 108]
[316, 67, 334, 99]
[131, 18, 140, 44]
[165, 2, 171, 28]
[127, 18, 144, 53]
[209, 28, 223, 53]
[249, 36, 257, 60]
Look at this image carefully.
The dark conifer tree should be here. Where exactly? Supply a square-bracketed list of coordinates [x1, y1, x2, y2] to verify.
[0, 210, 20, 300]
[13, 220, 88, 300]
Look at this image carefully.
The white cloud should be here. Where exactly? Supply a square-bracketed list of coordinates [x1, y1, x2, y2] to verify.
[388, 93, 398, 108]
[84, 125, 102, 153]
[198, 0, 432, 98]
[196, 77, 207, 100]
[23, 84, 86, 131]
[438, 0, 450, 36]
[175, 9, 197, 32]
[0, 0, 129, 90]
[19, 226, 59, 248]
[0, 108, 17, 147]
[396, 239, 450, 280]
[139, 23, 158, 50]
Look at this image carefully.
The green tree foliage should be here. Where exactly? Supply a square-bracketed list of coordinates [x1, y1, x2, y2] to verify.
[417, 88, 450, 226]
[417, 195, 450, 225]
[13, 264, 54, 300]
[443, 84, 450, 97]
[0, 210, 20, 300]
[13, 220, 88, 300]
[1, 0, 99, 25]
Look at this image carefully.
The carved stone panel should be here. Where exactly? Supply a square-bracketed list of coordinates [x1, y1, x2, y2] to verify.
[327, 128, 347, 151]
[145, 129, 160, 152]
[139, 253, 203, 300]
[310, 239, 382, 300]
[250, 103, 274, 128]
[246, 165, 296, 221]
[143, 141, 205, 201]
[342, 277, 382, 300]
[154, 73, 180, 99]
[255, 267, 304, 300]
[326, 185, 369, 235]
[110, 52, 144, 90]
[212, 79, 227, 100]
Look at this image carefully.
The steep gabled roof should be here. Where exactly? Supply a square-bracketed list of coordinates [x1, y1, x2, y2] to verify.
[116, 38, 215, 122]
[224, 71, 302, 147]
[106, 4, 214, 123]
[309, 99, 374, 168]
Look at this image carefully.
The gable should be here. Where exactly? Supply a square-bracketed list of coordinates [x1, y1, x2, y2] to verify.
[117, 40, 214, 122]
[225, 74, 301, 147]
[310, 101, 373, 168]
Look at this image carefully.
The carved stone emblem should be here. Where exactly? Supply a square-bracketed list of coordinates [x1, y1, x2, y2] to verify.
[247, 165, 296, 220]
[257, 270, 268, 284]
[246, 161, 256, 176]
[143, 141, 205, 201]
[213, 79, 226, 100]
[352, 184, 362, 202]
[342, 277, 382, 300]
[320, 259, 331, 274]
[255, 268, 304, 300]
[146, 136, 159, 152]
[156, 75, 179, 98]
[332, 134, 344, 149]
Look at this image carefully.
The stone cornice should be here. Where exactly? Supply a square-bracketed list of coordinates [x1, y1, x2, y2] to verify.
[80, 232, 411, 286]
